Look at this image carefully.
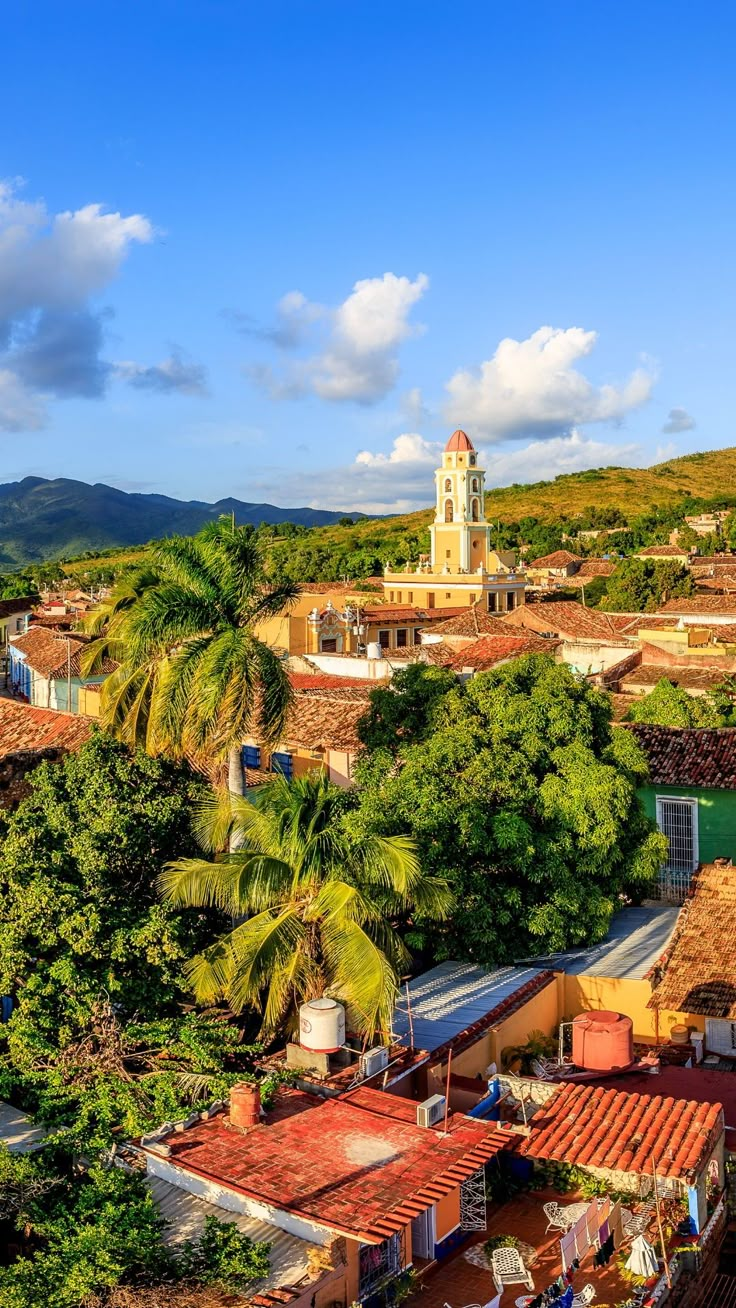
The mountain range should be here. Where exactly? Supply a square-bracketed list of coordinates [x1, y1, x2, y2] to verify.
[0, 477, 358, 568]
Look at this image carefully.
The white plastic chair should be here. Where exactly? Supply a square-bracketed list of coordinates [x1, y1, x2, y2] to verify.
[572, 1285, 596, 1307]
[543, 1200, 572, 1233]
[491, 1246, 534, 1293]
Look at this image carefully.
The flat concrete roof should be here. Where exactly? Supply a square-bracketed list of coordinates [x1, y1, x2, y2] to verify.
[521, 906, 679, 981]
[393, 961, 546, 1053]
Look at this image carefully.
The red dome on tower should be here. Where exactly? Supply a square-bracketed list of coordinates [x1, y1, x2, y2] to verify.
[445, 428, 474, 452]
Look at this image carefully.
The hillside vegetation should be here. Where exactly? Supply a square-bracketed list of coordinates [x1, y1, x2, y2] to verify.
[12, 444, 736, 587]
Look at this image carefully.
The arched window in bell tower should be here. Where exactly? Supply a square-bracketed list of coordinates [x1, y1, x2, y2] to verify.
[444, 477, 452, 492]
[471, 498, 480, 522]
[444, 499, 454, 523]
[471, 477, 479, 493]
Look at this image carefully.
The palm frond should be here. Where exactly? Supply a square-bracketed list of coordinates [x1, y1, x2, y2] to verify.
[321, 917, 399, 1042]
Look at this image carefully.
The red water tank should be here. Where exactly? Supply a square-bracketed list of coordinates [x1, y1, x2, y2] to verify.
[572, 1010, 634, 1072]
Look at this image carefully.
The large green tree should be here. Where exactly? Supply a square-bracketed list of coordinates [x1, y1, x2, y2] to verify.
[160, 771, 451, 1041]
[357, 663, 457, 754]
[0, 734, 253, 1151]
[625, 678, 722, 727]
[85, 519, 299, 793]
[348, 655, 666, 966]
[601, 557, 694, 612]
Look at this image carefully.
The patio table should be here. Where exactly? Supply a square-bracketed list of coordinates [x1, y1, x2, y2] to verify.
[560, 1201, 590, 1226]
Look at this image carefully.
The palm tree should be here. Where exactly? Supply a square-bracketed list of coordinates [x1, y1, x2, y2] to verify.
[83, 519, 300, 793]
[159, 771, 452, 1041]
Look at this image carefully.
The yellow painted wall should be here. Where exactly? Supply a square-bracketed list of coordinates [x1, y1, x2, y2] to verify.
[562, 973, 698, 1044]
[345, 1238, 361, 1303]
[434, 1189, 460, 1241]
[77, 685, 102, 717]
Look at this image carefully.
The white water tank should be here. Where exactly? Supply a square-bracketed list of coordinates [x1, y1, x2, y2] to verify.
[299, 998, 346, 1053]
[366, 641, 383, 660]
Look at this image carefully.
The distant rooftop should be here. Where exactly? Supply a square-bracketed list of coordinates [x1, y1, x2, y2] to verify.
[519, 906, 679, 981]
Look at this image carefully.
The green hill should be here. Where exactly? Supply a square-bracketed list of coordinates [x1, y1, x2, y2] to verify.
[0, 476, 362, 568]
[16, 444, 736, 585]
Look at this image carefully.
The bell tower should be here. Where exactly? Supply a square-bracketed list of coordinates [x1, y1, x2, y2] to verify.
[430, 429, 490, 572]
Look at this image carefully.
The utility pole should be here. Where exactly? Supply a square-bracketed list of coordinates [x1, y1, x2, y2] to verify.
[67, 637, 73, 713]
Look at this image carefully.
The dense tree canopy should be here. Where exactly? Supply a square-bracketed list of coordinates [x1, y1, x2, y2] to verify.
[601, 558, 694, 612]
[625, 678, 723, 727]
[348, 655, 666, 966]
[356, 663, 457, 754]
[0, 734, 257, 1152]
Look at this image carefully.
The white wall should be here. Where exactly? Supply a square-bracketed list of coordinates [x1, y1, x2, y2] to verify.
[307, 654, 393, 680]
[146, 1152, 335, 1245]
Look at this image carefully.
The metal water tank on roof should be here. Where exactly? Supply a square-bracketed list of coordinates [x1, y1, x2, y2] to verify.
[299, 998, 346, 1053]
[572, 1010, 633, 1072]
[366, 642, 383, 660]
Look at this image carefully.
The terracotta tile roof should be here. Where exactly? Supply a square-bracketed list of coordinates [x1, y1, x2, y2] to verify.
[528, 550, 582, 569]
[428, 601, 518, 638]
[9, 627, 117, 678]
[285, 686, 371, 752]
[519, 1081, 723, 1181]
[595, 1066, 736, 1154]
[636, 545, 692, 557]
[577, 559, 617, 578]
[649, 861, 736, 1019]
[659, 596, 736, 614]
[288, 673, 375, 691]
[141, 1086, 510, 1243]
[361, 606, 467, 624]
[517, 601, 641, 642]
[449, 634, 559, 671]
[625, 724, 736, 788]
[597, 649, 642, 687]
[0, 699, 92, 755]
[0, 596, 36, 619]
[620, 663, 728, 691]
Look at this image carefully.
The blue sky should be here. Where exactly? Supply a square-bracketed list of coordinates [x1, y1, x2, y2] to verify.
[2, 1, 735, 512]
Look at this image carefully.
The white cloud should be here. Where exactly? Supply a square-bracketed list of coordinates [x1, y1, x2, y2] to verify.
[0, 368, 45, 431]
[444, 325, 654, 441]
[244, 429, 642, 516]
[246, 272, 429, 405]
[662, 406, 696, 434]
[0, 178, 195, 431]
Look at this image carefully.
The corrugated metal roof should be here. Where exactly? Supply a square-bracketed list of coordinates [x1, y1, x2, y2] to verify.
[393, 961, 546, 1053]
[521, 906, 679, 980]
[0, 1100, 48, 1153]
[146, 1174, 312, 1286]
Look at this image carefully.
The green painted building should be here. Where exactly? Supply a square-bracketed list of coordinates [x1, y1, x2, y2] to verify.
[629, 724, 736, 901]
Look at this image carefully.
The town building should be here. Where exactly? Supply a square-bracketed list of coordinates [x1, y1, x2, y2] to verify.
[0, 596, 35, 653]
[626, 725, 736, 901]
[7, 627, 115, 712]
[382, 431, 527, 614]
[525, 549, 582, 586]
[240, 673, 372, 788]
[0, 699, 92, 807]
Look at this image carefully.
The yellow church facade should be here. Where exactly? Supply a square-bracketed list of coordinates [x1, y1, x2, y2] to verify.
[383, 429, 526, 613]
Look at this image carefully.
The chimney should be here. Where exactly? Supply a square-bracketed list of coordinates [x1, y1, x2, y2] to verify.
[228, 1082, 262, 1132]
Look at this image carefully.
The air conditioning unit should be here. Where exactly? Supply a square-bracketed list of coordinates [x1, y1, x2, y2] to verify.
[360, 1046, 389, 1079]
[417, 1094, 446, 1128]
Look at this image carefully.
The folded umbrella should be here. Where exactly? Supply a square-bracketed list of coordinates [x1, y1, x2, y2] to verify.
[626, 1233, 659, 1278]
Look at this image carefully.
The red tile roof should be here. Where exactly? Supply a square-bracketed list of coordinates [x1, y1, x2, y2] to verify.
[449, 634, 559, 671]
[648, 861, 736, 1019]
[636, 545, 692, 557]
[288, 673, 375, 691]
[625, 724, 736, 788]
[513, 601, 641, 642]
[594, 1065, 736, 1153]
[0, 596, 36, 619]
[0, 699, 92, 755]
[445, 428, 474, 452]
[659, 596, 736, 614]
[429, 602, 518, 638]
[519, 1081, 722, 1181]
[577, 559, 617, 578]
[621, 663, 728, 692]
[528, 550, 582, 569]
[361, 606, 466, 624]
[286, 689, 369, 752]
[142, 1087, 510, 1243]
[10, 627, 117, 678]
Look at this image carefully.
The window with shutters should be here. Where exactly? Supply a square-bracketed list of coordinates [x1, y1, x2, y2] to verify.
[396, 629, 407, 647]
[656, 796, 699, 902]
[241, 745, 261, 769]
[271, 751, 293, 780]
[378, 629, 390, 649]
[705, 1018, 736, 1057]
